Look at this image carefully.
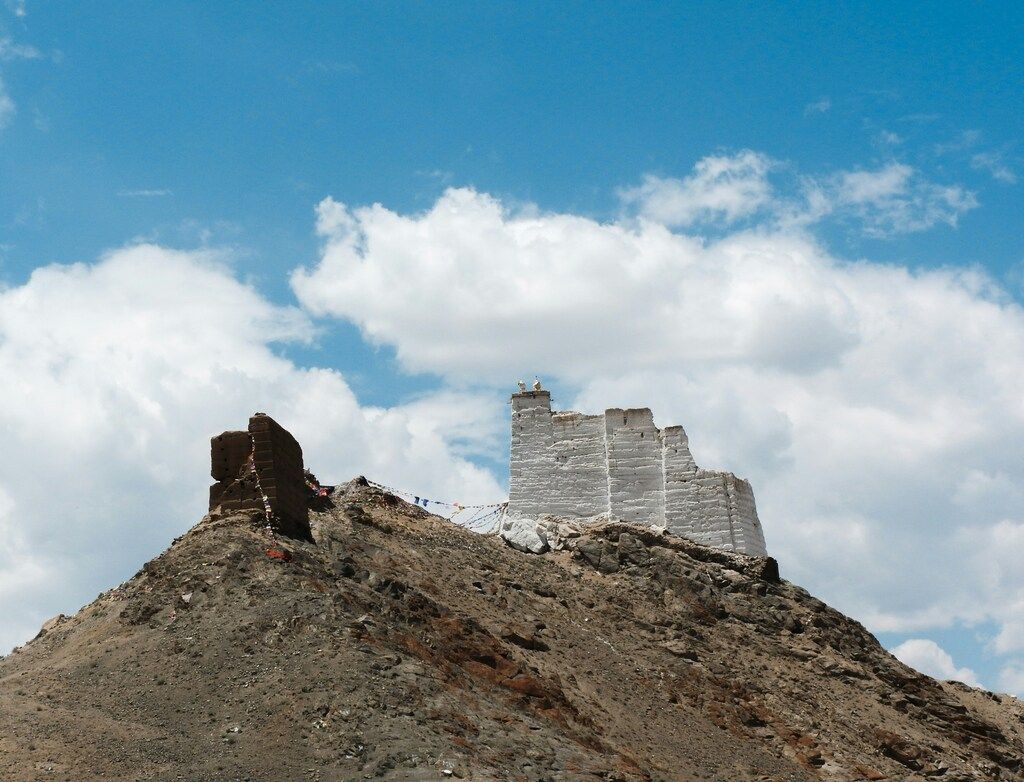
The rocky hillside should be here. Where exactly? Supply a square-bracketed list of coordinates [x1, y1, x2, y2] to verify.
[2, 479, 1023, 781]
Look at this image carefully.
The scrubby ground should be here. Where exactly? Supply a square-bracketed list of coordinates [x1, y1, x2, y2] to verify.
[2, 479, 1023, 781]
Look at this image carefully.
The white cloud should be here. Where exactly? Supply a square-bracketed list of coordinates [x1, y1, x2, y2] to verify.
[117, 189, 173, 198]
[971, 151, 1017, 184]
[993, 615, 1024, 656]
[952, 470, 1024, 516]
[930, 130, 1017, 185]
[0, 31, 52, 134]
[0, 36, 40, 132]
[876, 130, 903, 146]
[0, 244, 502, 652]
[998, 664, 1024, 696]
[0, 487, 53, 651]
[618, 154, 977, 238]
[4, 0, 27, 18]
[804, 97, 831, 115]
[801, 162, 979, 236]
[836, 163, 912, 203]
[618, 150, 774, 227]
[933, 129, 982, 156]
[0, 36, 39, 61]
[0, 75, 14, 128]
[292, 184, 1024, 674]
[892, 639, 981, 687]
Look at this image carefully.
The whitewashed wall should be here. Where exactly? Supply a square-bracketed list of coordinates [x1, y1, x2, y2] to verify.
[507, 390, 768, 556]
[606, 407, 665, 525]
[508, 391, 556, 518]
[662, 425, 701, 537]
[549, 412, 608, 517]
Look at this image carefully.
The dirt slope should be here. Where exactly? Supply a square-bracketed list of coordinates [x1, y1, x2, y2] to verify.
[2, 479, 1023, 781]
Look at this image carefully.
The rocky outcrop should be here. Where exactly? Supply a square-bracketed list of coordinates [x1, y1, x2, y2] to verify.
[498, 514, 584, 555]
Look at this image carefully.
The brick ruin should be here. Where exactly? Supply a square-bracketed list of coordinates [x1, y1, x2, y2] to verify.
[208, 413, 312, 540]
[509, 389, 768, 556]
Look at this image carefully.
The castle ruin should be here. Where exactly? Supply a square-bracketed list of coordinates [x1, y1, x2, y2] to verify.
[208, 413, 312, 540]
[508, 389, 768, 556]
[203, 401, 767, 557]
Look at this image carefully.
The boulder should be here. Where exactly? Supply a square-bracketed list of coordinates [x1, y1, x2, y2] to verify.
[576, 538, 619, 574]
[500, 516, 549, 554]
[535, 516, 583, 552]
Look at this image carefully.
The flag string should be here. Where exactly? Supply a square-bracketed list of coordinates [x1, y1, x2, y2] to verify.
[365, 479, 507, 512]
[365, 479, 507, 535]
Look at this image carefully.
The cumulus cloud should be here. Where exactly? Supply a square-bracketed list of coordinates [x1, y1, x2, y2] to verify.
[292, 183, 1024, 684]
[619, 151, 774, 227]
[829, 163, 978, 235]
[0, 244, 502, 652]
[892, 639, 981, 687]
[780, 162, 979, 236]
[617, 153, 977, 238]
[999, 664, 1024, 696]
[296, 188, 860, 380]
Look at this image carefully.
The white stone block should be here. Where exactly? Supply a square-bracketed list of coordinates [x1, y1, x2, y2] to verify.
[499, 516, 549, 554]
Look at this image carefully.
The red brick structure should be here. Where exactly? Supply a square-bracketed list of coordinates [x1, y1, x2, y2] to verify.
[208, 413, 312, 539]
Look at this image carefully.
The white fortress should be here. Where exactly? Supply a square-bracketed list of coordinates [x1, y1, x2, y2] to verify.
[508, 388, 768, 557]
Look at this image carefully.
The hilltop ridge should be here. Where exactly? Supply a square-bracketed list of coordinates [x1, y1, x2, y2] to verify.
[2, 479, 1023, 780]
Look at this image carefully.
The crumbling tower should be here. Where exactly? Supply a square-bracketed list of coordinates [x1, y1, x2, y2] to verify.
[208, 413, 311, 540]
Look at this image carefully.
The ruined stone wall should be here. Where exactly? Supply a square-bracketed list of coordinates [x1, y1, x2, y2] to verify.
[726, 476, 767, 556]
[209, 430, 265, 515]
[605, 408, 665, 525]
[508, 391, 557, 519]
[662, 426, 700, 536]
[208, 413, 311, 540]
[508, 391, 768, 556]
[510, 394, 612, 520]
[210, 430, 255, 483]
[248, 413, 309, 540]
[548, 412, 608, 518]
[688, 471, 738, 551]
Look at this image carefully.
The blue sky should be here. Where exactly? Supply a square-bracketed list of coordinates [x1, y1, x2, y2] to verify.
[4, 3, 1021, 286]
[2, 3, 1024, 694]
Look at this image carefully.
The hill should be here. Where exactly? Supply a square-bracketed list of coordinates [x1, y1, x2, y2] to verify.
[2, 479, 1023, 780]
